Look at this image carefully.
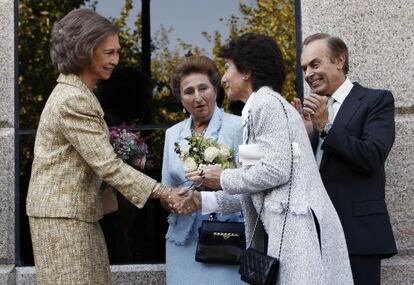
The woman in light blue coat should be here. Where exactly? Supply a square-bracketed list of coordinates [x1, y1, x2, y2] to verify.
[162, 55, 245, 285]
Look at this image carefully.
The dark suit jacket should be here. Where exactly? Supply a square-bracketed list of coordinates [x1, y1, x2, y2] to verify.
[312, 82, 397, 258]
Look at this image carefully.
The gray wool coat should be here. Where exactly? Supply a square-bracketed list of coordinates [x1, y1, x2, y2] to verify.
[215, 87, 354, 285]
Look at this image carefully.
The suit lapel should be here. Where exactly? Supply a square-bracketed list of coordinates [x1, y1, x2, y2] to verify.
[320, 83, 365, 170]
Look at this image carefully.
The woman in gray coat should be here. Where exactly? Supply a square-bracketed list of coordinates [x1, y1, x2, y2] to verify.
[181, 33, 353, 284]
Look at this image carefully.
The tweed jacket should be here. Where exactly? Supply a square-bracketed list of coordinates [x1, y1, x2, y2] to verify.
[216, 87, 354, 284]
[162, 106, 243, 244]
[26, 74, 157, 222]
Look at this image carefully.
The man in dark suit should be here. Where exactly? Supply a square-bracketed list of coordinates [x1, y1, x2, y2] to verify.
[292, 33, 397, 285]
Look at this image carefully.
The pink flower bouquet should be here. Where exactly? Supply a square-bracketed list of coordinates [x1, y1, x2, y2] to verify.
[109, 127, 148, 170]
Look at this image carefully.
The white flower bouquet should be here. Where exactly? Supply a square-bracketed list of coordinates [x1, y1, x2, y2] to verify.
[174, 135, 235, 173]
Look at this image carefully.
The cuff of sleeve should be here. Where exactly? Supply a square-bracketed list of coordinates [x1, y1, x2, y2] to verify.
[201, 191, 219, 214]
[220, 169, 236, 195]
[220, 170, 226, 191]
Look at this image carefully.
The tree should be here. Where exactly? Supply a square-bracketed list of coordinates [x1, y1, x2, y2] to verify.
[18, 0, 97, 129]
[19, 0, 297, 127]
[111, 0, 142, 67]
[17, 0, 298, 265]
[211, 0, 297, 102]
[150, 0, 297, 117]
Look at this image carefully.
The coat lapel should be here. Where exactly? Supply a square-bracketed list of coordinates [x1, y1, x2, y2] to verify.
[178, 118, 192, 141]
[203, 106, 222, 141]
[320, 83, 365, 169]
[178, 105, 222, 142]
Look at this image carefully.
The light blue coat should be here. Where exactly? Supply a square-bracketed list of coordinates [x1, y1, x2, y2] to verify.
[162, 106, 246, 285]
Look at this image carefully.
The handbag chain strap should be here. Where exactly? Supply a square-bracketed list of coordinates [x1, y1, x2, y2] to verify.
[247, 94, 294, 260]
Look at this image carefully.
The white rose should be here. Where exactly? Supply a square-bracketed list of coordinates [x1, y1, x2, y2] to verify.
[198, 163, 208, 171]
[183, 157, 198, 172]
[180, 144, 190, 155]
[219, 145, 231, 158]
[204, 146, 220, 162]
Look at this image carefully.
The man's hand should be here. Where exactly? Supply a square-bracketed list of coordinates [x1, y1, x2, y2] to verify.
[291, 98, 314, 137]
[303, 94, 329, 132]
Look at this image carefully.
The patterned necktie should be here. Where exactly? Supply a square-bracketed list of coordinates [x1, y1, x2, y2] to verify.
[327, 96, 336, 123]
[316, 96, 336, 167]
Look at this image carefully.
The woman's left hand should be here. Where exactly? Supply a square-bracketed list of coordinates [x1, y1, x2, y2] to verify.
[186, 165, 223, 190]
[186, 170, 204, 187]
[200, 165, 223, 190]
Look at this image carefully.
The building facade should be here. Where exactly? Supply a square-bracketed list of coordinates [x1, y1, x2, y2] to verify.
[1, 0, 413, 284]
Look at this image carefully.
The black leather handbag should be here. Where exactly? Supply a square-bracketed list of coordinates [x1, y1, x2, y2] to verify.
[195, 214, 245, 265]
[239, 95, 294, 285]
[239, 247, 279, 285]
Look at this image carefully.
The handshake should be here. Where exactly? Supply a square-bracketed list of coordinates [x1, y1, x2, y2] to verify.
[151, 165, 224, 215]
[160, 187, 202, 215]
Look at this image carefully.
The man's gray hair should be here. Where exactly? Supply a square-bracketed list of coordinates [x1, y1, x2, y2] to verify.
[303, 33, 349, 74]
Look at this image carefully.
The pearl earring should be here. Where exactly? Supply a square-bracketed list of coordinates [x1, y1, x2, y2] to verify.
[183, 107, 187, 114]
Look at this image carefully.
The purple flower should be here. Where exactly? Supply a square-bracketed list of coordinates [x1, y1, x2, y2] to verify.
[108, 127, 149, 169]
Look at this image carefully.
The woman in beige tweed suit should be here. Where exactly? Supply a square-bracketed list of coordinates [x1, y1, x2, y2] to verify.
[26, 9, 184, 285]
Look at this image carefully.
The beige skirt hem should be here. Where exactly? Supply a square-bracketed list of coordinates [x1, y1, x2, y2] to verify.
[29, 217, 111, 285]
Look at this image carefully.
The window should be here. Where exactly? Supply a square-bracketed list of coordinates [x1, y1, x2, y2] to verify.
[17, 0, 298, 265]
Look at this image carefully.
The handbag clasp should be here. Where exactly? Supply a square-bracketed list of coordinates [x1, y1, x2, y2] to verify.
[213, 232, 240, 240]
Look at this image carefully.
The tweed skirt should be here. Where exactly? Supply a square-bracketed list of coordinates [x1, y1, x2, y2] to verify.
[29, 217, 111, 285]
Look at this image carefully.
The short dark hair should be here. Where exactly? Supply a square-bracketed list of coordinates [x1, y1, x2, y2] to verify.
[170, 55, 221, 101]
[50, 8, 119, 74]
[218, 33, 286, 93]
[303, 33, 349, 74]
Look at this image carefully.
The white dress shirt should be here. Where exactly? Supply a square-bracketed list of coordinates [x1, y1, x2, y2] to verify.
[241, 91, 257, 143]
[315, 77, 354, 167]
[328, 77, 353, 121]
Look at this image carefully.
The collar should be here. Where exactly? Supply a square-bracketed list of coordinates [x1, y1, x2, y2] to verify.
[241, 86, 274, 122]
[56, 73, 94, 94]
[179, 105, 223, 141]
[241, 89, 259, 123]
[331, 77, 353, 104]
[56, 73, 103, 116]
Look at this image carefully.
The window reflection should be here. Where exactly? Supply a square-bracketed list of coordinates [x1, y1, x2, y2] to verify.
[19, 134, 35, 265]
[19, 129, 170, 265]
[18, 0, 296, 266]
[98, 66, 154, 126]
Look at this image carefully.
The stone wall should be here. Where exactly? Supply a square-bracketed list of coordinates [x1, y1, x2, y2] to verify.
[15, 265, 166, 285]
[0, 1, 16, 285]
[301, 0, 414, 283]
